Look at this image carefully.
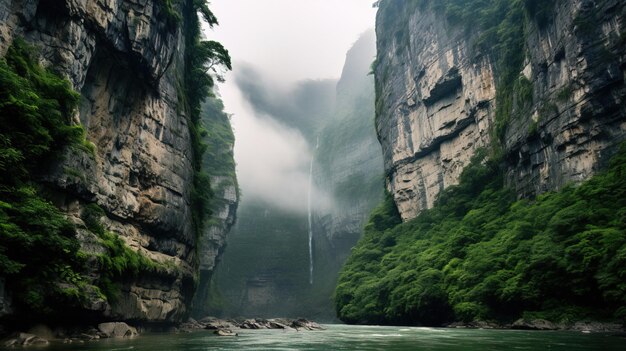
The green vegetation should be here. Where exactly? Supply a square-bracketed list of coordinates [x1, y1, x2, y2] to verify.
[209, 200, 310, 318]
[198, 96, 238, 232]
[81, 203, 174, 302]
[201, 98, 236, 180]
[336, 146, 626, 325]
[0, 39, 90, 314]
[1, 2, 232, 317]
[556, 84, 573, 102]
[181, 0, 232, 237]
[158, 0, 183, 28]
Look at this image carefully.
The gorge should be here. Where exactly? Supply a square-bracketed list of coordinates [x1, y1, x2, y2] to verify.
[1, 0, 626, 348]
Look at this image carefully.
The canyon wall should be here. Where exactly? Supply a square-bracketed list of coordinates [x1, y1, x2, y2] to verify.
[0, 0, 235, 323]
[311, 29, 383, 317]
[375, 0, 626, 220]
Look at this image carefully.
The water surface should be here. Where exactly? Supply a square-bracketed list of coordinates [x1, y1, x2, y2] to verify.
[41, 324, 625, 351]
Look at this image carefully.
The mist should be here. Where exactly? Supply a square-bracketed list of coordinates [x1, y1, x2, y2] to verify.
[207, 1, 376, 213]
[235, 64, 336, 139]
[217, 73, 333, 213]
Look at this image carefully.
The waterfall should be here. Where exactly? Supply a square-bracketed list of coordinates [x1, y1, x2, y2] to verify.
[307, 136, 319, 285]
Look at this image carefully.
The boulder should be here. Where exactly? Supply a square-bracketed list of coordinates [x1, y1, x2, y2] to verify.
[97, 322, 138, 338]
[290, 318, 324, 331]
[240, 319, 263, 329]
[214, 329, 238, 336]
[3, 333, 49, 347]
[511, 319, 556, 330]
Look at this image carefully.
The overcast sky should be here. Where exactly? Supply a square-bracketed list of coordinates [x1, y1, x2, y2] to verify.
[205, 0, 377, 212]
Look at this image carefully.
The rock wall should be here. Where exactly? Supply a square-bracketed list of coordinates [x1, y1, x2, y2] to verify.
[0, 0, 227, 323]
[375, 0, 626, 220]
[311, 29, 383, 317]
[208, 200, 310, 319]
[192, 98, 239, 318]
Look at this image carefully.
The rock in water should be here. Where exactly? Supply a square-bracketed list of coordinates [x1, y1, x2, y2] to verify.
[511, 319, 557, 330]
[290, 318, 325, 331]
[215, 329, 238, 336]
[3, 333, 49, 347]
[97, 322, 138, 338]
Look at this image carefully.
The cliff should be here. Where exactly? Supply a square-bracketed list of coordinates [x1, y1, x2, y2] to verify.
[192, 97, 238, 318]
[336, 0, 626, 326]
[0, 0, 234, 325]
[311, 29, 383, 317]
[208, 200, 310, 318]
[375, 0, 626, 220]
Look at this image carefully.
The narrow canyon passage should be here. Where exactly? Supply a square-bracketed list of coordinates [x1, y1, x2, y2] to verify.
[1, 0, 625, 349]
[202, 2, 381, 320]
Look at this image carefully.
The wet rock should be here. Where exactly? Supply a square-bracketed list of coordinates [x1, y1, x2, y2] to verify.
[3, 333, 49, 347]
[180, 318, 205, 330]
[240, 319, 264, 329]
[290, 318, 325, 331]
[189, 317, 323, 331]
[214, 329, 238, 336]
[569, 321, 624, 333]
[97, 322, 138, 338]
[511, 319, 557, 330]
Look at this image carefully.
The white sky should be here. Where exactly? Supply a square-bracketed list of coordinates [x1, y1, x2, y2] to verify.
[208, 0, 377, 82]
[204, 0, 377, 212]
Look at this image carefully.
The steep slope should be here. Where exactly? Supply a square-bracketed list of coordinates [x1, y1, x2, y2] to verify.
[0, 0, 234, 325]
[208, 200, 310, 318]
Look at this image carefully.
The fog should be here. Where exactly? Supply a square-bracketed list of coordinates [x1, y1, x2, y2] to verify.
[206, 0, 377, 213]
[234, 64, 336, 141]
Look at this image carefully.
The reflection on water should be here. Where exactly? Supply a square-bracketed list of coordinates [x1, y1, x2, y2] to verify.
[41, 324, 625, 351]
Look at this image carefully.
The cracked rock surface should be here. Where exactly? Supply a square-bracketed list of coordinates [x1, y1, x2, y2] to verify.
[375, 0, 626, 220]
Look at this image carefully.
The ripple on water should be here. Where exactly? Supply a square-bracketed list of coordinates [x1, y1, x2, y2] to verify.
[41, 325, 626, 351]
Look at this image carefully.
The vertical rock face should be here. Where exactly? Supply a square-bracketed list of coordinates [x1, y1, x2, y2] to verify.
[312, 29, 383, 316]
[209, 201, 310, 318]
[503, 0, 626, 198]
[375, 0, 626, 220]
[192, 98, 238, 317]
[0, 0, 229, 322]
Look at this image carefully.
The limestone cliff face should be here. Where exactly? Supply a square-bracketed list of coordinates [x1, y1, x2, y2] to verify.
[375, 0, 626, 220]
[0, 0, 228, 322]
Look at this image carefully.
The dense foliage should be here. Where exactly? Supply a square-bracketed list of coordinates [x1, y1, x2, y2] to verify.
[0, 39, 89, 313]
[336, 146, 626, 325]
[80, 204, 174, 302]
[199, 98, 238, 227]
[180, 0, 232, 237]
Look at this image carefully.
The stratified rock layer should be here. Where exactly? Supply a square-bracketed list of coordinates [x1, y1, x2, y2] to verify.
[0, 0, 223, 322]
[375, 0, 626, 220]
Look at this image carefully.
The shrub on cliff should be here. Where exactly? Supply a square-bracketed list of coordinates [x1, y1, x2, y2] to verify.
[0, 39, 88, 314]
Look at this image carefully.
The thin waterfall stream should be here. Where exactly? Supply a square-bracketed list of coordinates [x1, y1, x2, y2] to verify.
[307, 136, 319, 285]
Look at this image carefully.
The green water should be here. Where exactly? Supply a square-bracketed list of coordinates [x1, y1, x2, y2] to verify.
[35, 324, 625, 351]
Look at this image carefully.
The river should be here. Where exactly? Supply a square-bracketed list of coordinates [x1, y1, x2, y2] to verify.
[38, 324, 624, 351]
